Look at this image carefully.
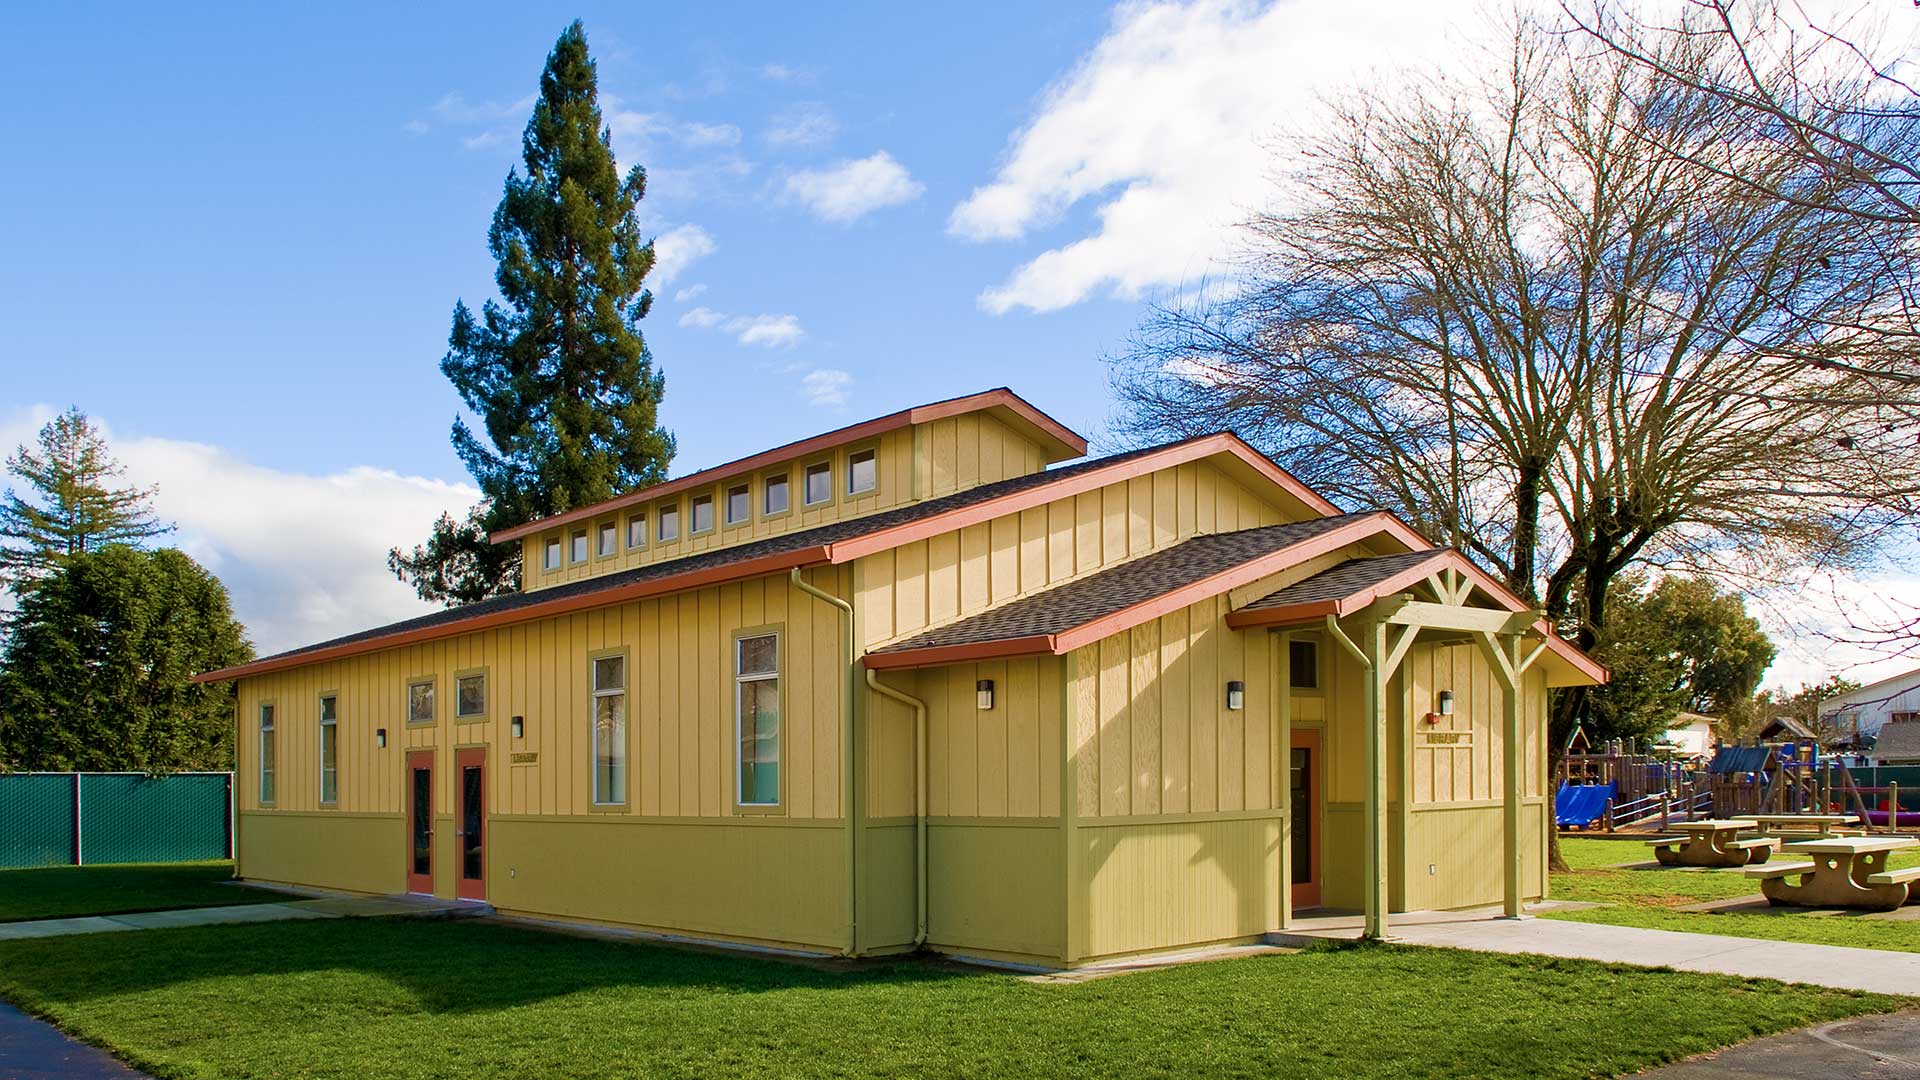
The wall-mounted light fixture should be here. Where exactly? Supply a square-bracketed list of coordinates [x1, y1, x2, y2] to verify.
[375, 728, 387, 749]
[976, 680, 995, 711]
[1437, 690, 1455, 716]
[1226, 680, 1245, 711]
[511, 715, 525, 739]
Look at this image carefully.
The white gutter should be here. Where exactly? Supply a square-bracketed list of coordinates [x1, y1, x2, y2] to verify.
[865, 669, 930, 947]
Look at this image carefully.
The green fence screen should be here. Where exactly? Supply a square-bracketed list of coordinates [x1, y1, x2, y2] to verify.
[0, 773, 232, 869]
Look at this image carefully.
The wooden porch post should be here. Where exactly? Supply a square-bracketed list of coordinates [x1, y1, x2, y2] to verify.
[1501, 633, 1523, 917]
[1365, 618, 1389, 939]
[1278, 630, 1293, 931]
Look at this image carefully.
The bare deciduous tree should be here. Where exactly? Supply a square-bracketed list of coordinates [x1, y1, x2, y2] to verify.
[1112, 13, 1920, 718]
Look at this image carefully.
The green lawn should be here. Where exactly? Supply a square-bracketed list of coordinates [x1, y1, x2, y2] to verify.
[0, 917, 1898, 1080]
[0, 861, 280, 923]
[1546, 837, 1920, 952]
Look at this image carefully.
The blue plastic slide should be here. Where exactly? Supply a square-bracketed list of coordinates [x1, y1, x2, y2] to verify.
[1555, 780, 1617, 828]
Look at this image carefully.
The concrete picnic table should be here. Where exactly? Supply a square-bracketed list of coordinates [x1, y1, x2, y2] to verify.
[1746, 835, 1920, 911]
[1647, 819, 1779, 868]
[1733, 813, 1859, 838]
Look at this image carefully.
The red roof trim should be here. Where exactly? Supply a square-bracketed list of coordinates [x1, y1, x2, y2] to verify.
[489, 388, 1088, 544]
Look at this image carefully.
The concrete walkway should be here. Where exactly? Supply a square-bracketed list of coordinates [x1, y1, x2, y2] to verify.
[1275, 906, 1920, 996]
[0, 894, 489, 942]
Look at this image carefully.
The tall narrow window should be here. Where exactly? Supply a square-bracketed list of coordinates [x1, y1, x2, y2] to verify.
[543, 536, 562, 571]
[569, 528, 588, 563]
[847, 448, 877, 495]
[725, 483, 751, 526]
[1289, 639, 1319, 690]
[626, 512, 646, 550]
[258, 704, 276, 804]
[657, 503, 680, 542]
[690, 493, 715, 534]
[456, 673, 486, 720]
[764, 473, 790, 516]
[592, 655, 627, 805]
[408, 679, 436, 726]
[803, 461, 832, 506]
[736, 634, 780, 806]
[318, 695, 338, 805]
[597, 520, 617, 557]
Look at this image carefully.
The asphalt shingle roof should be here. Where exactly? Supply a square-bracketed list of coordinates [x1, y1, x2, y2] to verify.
[248, 437, 1219, 668]
[1238, 549, 1445, 611]
[1875, 721, 1920, 761]
[869, 514, 1376, 655]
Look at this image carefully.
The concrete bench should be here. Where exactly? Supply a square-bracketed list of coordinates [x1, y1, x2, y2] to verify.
[1646, 837, 1683, 847]
[1727, 837, 1780, 851]
[1745, 861, 1816, 880]
[1865, 866, 1920, 887]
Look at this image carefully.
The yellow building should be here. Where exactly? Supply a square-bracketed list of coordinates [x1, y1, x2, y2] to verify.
[199, 388, 1603, 967]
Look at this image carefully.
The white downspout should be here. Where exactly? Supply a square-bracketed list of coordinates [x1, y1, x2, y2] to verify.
[791, 567, 858, 957]
[866, 669, 929, 947]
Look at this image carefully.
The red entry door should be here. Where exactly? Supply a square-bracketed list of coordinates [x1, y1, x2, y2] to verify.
[405, 751, 434, 895]
[454, 747, 487, 902]
[1290, 730, 1323, 909]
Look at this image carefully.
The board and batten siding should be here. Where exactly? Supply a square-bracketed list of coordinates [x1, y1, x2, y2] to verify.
[235, 567, 850, 822]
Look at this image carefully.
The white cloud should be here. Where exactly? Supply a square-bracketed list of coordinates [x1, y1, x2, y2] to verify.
[1751, 565, 1920, 692]
[761, 62, 805, 83]
[801, 369, 853, 407]
[673, 283, 708, 303]
[677, 307, 805, 348]
[783, 152, 924, 224]
[950, 0, 1471, 313]
[650, 223, 717, 286]
[765, 102, 838, 147]
[0, 406, 474, 658]
[679, 121, 743, 148]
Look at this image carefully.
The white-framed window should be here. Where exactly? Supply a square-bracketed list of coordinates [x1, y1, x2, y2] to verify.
[319, 695, 338, 805]
[408, 679, 436, 726]
[569, 528, 588, 564]
[735, 633, 780, 807]
[847, 448, 878, 496]
[803, 461, 832, 506]
[725, 483, 751, 526]
[657, 503, 680, 543]
[592, 654, 627, 805]
[455, 672, 486, 720]
[690, 493, 715, 534]
[258, 703, 276, 804]
[543, 536, 562, 571]
[597, 520, 617, 557]
[764, 473, 790, 516]
[626, 512, 646, 550]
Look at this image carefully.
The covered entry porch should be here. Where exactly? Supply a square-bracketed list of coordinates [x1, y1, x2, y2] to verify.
[1231, 550, 1605, 939]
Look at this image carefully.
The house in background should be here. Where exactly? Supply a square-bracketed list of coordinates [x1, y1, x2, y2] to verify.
[197, 388, 1603, 966]
[1661, 712, 1717, 759]
[1824, 667, 1920, 761]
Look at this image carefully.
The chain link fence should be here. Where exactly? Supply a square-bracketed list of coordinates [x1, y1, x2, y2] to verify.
[0, 773, 233, 869]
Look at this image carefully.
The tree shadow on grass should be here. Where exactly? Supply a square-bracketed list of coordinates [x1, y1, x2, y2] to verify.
[0, 916, 980, 1016]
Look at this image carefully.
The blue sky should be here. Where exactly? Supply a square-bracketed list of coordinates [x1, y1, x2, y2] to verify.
[0, 2, 1147, 479]
[2, 0, 1913, 688]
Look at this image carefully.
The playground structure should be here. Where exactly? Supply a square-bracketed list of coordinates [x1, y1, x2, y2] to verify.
[1556, 738, 1920, 834]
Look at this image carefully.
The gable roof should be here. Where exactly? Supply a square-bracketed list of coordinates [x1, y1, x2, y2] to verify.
[197, 432, 1356, 684]
[864, 514, 1398, 670]
[490, 388, 1090, 545]
[1225, 548, 1606, 685]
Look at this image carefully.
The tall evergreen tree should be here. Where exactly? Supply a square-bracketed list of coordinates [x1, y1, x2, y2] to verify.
[0, 546, 251, 771]
[391, 20, 674, 605]
[0, 408, 171, 591]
